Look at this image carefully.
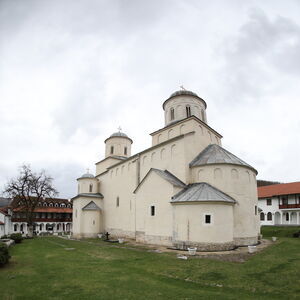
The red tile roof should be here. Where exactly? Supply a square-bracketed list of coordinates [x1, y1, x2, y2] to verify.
[258, 182, 300, 198]
[13, 207, 72, 213]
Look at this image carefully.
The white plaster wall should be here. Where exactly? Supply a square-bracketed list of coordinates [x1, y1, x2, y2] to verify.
[191, 164, 259, 243]
[78, 177, 99, 194]
[105, 137, 132, 158]
[72, 196, 103, 238]
[135, 171, 177, 245]
[151, 117, 222, 147]
[96, 157, 124, 175]
[164, 95, 207, 126]
[173, 203, 234, 243]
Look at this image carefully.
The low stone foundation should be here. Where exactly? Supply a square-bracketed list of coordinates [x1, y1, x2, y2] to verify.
[106, 228, 136, 239]
[136, 232, 173, 246]
[173, 240, 236, 251]
[234, 236, 258, 246]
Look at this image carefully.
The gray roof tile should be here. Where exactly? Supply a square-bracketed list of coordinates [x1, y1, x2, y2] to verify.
[171, 183, 236, 203]
[152, 169, 186, 188]
[189, 144, 257, 173]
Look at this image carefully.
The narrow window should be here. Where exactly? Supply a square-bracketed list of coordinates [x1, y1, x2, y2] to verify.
[260, 212, 265, 221]
[14, 224, 17, 231]
[93, 220, 95, 225]
[201, 109, 205, 121]
[116, 197, 119, 207]
[186, 106, 191, 117]
[255, 206, 257, 215]
[20, 224, 23, 232]
[150, 205, 155, 216]
[266, 199, 272, 206]
[286, 213, 289, 221]
[78, 185, 80, 194]
[267, 212, 272, 221]
[75, 209, 78, 218]
[170, 107, 175, 120]
[110, 146, 114, 154]
[124, 147, 127, 155]
[89, 184, 93, 193]
[205, 214, 211, 224]
[40, 224, 42, 231]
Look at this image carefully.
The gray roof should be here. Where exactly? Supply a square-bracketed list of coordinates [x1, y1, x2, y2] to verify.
[163, 90, 207, 109]
[71, 193, 104, 201]
[82, 201, 101, 211]
[134, 168, 185, 193]
[0, 197, 11, 207]
[110, 132, 129, 138]
[189, 144, 257, 174]
[79, 173, 95, 179]
[152, 169, 186, 188]
[105, 131, 133, 143]
[171, 183, 236, 204]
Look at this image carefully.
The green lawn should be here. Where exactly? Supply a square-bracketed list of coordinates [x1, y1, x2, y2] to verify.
[0, 232, 299, 299]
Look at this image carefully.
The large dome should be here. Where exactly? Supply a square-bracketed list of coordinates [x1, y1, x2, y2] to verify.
[169, 90, 199, 98]
[163, 89, 207, 109]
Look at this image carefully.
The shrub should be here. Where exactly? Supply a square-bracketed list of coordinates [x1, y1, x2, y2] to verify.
[10, 233, 23, 244]
[293, 231, 300, 238]
[0, 243, 10, 266]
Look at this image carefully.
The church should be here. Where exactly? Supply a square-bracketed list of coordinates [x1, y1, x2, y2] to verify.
[72, 89, 260, 251]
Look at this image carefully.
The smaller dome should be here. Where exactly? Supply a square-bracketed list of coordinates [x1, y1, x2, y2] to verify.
[79, 173, 95, 179]
[110, 132, 129, 138]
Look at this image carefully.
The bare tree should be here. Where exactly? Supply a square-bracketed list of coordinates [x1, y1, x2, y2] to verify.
[4, 165, 58, 237]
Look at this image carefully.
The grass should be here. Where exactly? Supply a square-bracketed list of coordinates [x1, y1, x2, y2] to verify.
[0, 230, 299, 299]
[261, 225, 300, 238]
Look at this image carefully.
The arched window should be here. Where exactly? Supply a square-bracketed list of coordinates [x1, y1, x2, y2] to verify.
[267, 212, 272, 221]
[260, 212, 265, 221]
[170, 107, 175, 120]
[60, 203, 66, 208]
[110, 146, 114, 154]
[43, 202, 47, 207]
[124, 147, 127, 155]
[89, 184, 93, 193]
[55, 203, 59, 207]
[201, 109, 205, 121]
[116, 197, 119, 207]
[286, 213, 289, 221]
[20, 224, 23, 232]
[186, 105, 191, 117]
[40, 224, 43, 231]
[14, 224, 18, 231]
[49, 203, 53, 207]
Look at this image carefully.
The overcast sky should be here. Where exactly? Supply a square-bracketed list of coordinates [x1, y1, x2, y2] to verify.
[1, 0, 300, 198]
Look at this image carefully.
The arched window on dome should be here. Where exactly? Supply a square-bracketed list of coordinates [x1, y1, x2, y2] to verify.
[186, 105, 191, 117]
[170, 107, 175, 121]
[201, 109, 205, 121]
[110, 146, 114, 154]
[89, 184, 93, 193]
[124, 147, 127, 155]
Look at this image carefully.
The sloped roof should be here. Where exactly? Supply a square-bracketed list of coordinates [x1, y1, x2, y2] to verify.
[152, 169, 186, 188]
[0, 197, 11, 207]
[134, 168, 185, 193]
[189, 144, 257, 174]
[171, 183, 236, 204]
[258, 182, 300, 198]
[71, 193, 104, 201]
[82, 201, 101, 211]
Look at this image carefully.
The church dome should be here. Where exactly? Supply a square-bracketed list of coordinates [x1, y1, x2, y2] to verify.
[163, 89, 207, 110]
[110, 132, 129, 138]
[169, 90, 199, 98]
[79, 173, 95, 179]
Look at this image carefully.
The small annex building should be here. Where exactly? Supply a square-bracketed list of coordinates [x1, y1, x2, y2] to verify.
[72, 89, 260, 251]
[258, 182, 300, 226]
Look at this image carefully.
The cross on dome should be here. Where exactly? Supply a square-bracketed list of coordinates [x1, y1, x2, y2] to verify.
[180, 85, 186, 90]
[118, 126, 122, 132]
[86, 168, 90, 174]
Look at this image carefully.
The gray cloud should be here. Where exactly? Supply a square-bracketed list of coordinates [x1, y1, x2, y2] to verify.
[1, 1, 300, 197]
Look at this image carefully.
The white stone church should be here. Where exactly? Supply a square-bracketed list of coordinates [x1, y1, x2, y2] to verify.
[72, 89, 260, 251]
